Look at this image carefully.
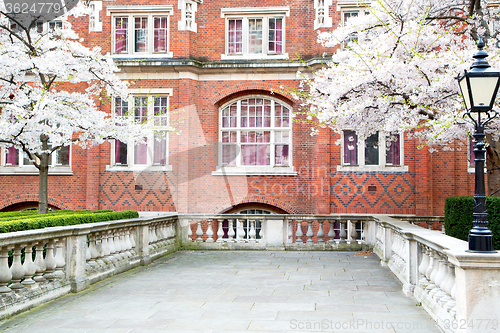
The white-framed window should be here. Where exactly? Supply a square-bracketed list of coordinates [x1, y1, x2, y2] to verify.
[338, 131, 408, 172]
[337, 1, 370, 47]
[213, 96, 296, 176]
[107, 6, 174, 57]
[108, 89, 173, 172]
[221, 7, 289, 60]
[0, 145, 72, 175]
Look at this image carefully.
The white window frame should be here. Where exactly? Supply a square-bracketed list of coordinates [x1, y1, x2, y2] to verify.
[0, 145, 72, 175]
[337, 131, 408, 172]
[213, 96, 296, 176]
[107, 88, 173, 172]
[314, 0, 333, 30]
[107, 5, 174, 58]
[221, 7, 289, 60]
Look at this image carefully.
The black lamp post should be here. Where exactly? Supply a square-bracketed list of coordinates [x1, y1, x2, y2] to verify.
[457, 37, 500, 252]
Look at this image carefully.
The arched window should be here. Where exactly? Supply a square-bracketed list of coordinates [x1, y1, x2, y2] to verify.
[215, 96, 295, 175]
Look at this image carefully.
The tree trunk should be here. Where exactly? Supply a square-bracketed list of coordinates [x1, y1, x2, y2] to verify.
[38, 137, 50, 214]
[486, 136, 500, 197]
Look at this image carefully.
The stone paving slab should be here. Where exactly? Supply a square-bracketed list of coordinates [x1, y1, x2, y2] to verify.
[0, 251, 442, 332]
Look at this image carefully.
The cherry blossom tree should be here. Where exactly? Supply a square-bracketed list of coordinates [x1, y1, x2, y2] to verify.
[300, 0, 500, 195]
[0, 4, 147, 213]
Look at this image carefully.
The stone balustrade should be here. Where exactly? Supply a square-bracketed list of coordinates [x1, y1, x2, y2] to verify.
[0, 215, 178, 319]
[373, 215, 500, 333]
[179, 214, 372, 251]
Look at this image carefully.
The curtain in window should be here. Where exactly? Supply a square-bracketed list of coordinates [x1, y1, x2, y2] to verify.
[6, 146, 18, 165]
[343, 131, 358, 165]
[241, 131, 270, 165]
[228, 19, 242, 54]
[115, 17, 128, 53]
[275, 144, 289, 165]
[115, 140, 127, 164]
[134, 141, 148, 165]
[154, 17, 168, 53]
[153, 133, 167, 165]
[268, 18, 283, 53]
[386, 135, 400, 166]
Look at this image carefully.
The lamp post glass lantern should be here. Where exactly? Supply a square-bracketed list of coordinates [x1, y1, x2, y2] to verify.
[457, 37, 500, 253]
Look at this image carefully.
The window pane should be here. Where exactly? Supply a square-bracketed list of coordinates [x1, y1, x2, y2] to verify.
[275, 105, 290, 127]
[222, 144, 237, 165]
[365, 133, 379, 165]
[153, 132, 167, 165]
[344, 131, 357, 165]
[154, 17, 168, 53]
[115, 17, 128, 53]
[248, 19, 262, 54]
[154, 97, 168, 127]
[228, 19, 243, 54]
[5, 146, 18, 166]
[135, 97, 148, 123]
[134, 140, 148, 165]
[275, 144, 289, 166]
[268, 18, 283, 54]
[134, 17, 148, 52]
[386, 134, 400, 166]
[115, 140, 127, 165]
[56, 146, 70, 165]
[115, 97, 129, 116]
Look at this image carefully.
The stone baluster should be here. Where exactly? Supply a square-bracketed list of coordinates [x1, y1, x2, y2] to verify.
[94, 233, 105, 266]
[339, 221, 347, 243]
[430, 255, 446, 299]
[317, 220, 325, 244]
[306, 221, 314, 243]
[424, 249, 435, 290]
[107, 230, 117, 263]
[258, 220, 264, 242]
[349, 220, 358, 244]
[237, 219, 245, 242]
[228, 219, 235, 242]
[149, 224, 158, 247]
[206, 219, 214, 243]
[443, 265, 457, 313]
[195, 220, 203, 242]
[418, 246, 430, 287]
[188, 222, 193, 241]
[129, 227, 137, 253]
[124, 229, 133, 257]
[167, 223, 175, 245]
[249, 220, 256, 242]
[117, 229, 127, 257]
[425, 251, 440, 294]
[0, 247, 12, 293]
[10, 245, 25, 290]
[115, 229, 125, 260]
[22, 243, 38, 288]
[54, 239, 66, 279]
[89, 233, 99, 262]
[44, 240, 57, 281]
[438, 260, 454, 306]
[288, 220, 293, 243]
[327, 220, 335, 244]
[33, 241, 47, 283]
[295, 221, 304, 244]
[217, 220, 224, 243]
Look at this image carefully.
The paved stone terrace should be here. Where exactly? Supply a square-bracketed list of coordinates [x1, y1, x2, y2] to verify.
[0, 251, 442, 333]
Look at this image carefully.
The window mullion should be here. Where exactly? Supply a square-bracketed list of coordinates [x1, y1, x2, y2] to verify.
[380, 132, 386, 167]
[242, 18, 249, 55]
[237, 101, 241, 167]
[359, 137, 365, 167]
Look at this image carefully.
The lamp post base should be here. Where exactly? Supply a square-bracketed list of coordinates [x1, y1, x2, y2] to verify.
[467, 230, 496, 252]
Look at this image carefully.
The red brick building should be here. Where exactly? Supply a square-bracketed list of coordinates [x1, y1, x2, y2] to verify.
[0, 0, 475, 216]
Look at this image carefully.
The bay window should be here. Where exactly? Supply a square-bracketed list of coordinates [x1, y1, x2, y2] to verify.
[214, 96, 295, 175]
[221, 7, 289, 59]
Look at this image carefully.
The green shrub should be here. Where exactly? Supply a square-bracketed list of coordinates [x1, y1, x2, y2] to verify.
[445, 196, 500, 250]
[0, 210, 139, 233]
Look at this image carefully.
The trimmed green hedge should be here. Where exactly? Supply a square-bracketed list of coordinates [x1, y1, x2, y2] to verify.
[444, 196, 500, 250]
[0, 210, 109, 222]
[0, 210, 139, 233]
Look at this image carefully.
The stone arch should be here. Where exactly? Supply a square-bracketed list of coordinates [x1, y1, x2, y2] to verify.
[0, 194, 70, 211]
[212, 85, 296, 108]
[218, 197, 299, 214]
